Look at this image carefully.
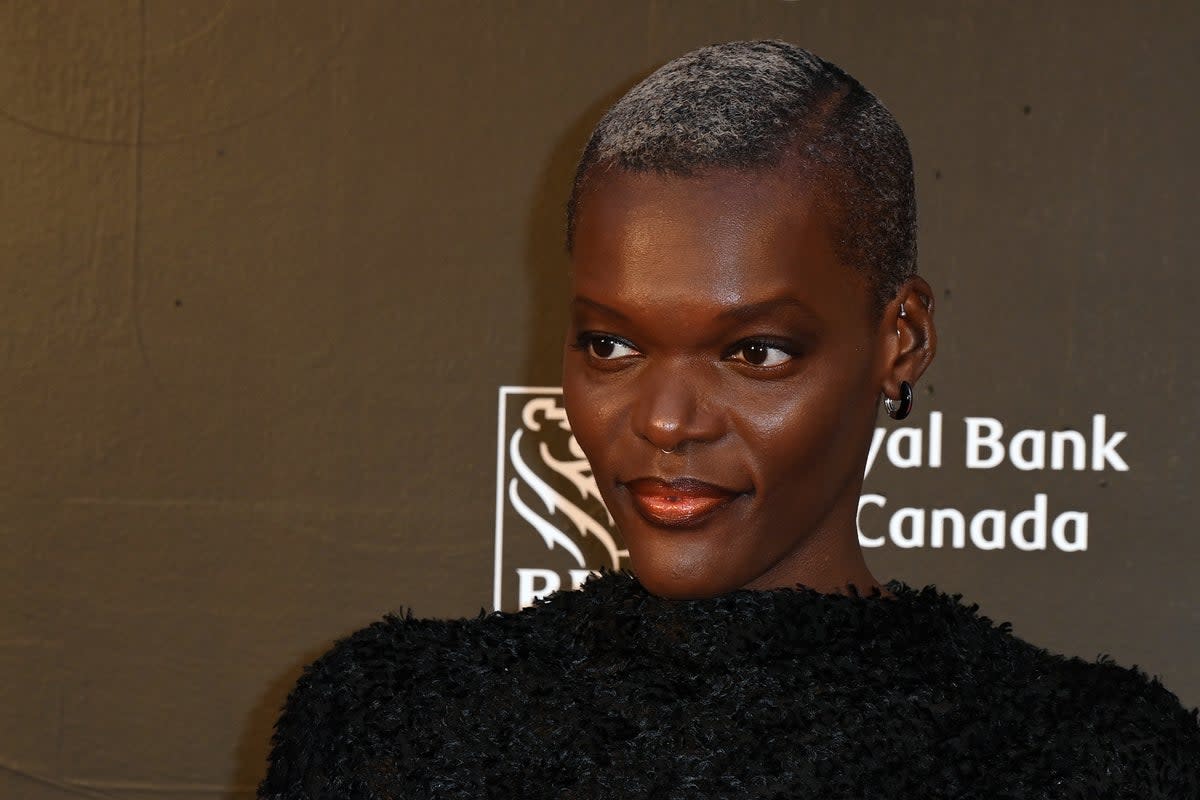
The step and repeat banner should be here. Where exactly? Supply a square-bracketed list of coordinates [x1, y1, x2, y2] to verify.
[495, 389, 1131, 611]
[2, 2, 1196, 797]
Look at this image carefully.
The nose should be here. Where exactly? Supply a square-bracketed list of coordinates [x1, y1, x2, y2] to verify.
[630, 359, 724, 452]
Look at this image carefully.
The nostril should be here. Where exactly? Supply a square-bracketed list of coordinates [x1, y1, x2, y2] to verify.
[630, 366, 722, 449]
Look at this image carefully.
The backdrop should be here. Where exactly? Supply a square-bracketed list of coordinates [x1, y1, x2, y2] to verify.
[2, 1, 1197, 797]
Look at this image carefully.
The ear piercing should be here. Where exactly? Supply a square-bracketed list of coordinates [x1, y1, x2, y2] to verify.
[884, 381, 914, 420]
[887, 304, 916, 416]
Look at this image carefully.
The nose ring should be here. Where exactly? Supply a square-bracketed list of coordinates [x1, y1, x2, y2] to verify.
[661, 447, 675, 454]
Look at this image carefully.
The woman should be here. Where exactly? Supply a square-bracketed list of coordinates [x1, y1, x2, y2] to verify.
[260, 41, 1199, 798]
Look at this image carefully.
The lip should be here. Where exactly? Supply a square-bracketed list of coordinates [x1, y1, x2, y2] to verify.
[624, 477, 745, 529]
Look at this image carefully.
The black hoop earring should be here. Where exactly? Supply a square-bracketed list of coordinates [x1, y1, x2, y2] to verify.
[884, 381, 913, 421]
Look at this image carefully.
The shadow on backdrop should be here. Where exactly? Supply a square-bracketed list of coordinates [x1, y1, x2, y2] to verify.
[520, 74, 649, 386]
[229, 642, 329, 799]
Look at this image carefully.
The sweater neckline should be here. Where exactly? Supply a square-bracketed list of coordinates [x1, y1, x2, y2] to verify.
[522, 568, 1007, 662]
[575, 568, 910, 605]
[541, 567, 997, 632]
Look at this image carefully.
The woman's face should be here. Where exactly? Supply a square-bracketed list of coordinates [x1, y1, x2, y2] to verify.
[563, 165, 908, 599]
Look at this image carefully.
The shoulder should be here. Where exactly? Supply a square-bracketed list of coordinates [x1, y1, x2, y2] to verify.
[257, 609, 510, 799]
[1042, 654, 1200, 792]
[889, 582, 1199, 792]
[256, 575, 627, 798]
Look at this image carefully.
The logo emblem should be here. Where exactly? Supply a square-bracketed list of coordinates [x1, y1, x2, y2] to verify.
[494, 386, 628, 610]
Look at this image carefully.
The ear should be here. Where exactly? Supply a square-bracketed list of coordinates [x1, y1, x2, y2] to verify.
[878, 276, 937, 403]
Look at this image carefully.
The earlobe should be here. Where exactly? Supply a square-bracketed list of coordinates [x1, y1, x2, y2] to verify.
[883, 380, 913, 420]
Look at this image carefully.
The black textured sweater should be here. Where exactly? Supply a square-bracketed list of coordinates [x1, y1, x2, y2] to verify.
[261, 570, 1200, 799]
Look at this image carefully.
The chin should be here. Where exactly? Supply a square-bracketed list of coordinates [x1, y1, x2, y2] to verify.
[629, 556, 748, 600]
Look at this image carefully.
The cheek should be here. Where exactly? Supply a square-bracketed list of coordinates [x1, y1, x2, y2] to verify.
[737, 364, 873, 490]
[562, 366, 617, 469]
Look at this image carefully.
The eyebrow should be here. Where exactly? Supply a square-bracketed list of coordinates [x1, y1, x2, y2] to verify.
[572, 296, 629, 320]
[572, 295, 818, 323]
[716, 296, 819, 322]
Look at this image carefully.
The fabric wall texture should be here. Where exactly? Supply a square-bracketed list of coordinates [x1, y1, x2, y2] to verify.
[1, 1, 1196, 797]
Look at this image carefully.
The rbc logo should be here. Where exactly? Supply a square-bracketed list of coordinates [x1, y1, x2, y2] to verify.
[493, 386, 628, 611]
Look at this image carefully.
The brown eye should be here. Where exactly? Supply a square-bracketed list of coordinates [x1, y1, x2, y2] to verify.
[730, 342, 792, 367]
[580, 334, 638, 360]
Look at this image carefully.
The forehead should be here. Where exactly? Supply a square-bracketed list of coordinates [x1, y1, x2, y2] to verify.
[570, 166, 869, 318]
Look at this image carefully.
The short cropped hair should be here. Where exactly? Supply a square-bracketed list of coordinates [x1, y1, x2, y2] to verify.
[567, 40, 916, 314]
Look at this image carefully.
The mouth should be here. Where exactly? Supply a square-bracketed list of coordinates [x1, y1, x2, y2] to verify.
[623, 477, 745, 529]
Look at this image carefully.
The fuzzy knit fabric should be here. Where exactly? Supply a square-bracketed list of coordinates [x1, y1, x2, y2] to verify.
[260, 569, 1200, 799]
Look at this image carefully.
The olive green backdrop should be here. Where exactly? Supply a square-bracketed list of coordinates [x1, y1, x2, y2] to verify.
[2, 1, 1196, 797]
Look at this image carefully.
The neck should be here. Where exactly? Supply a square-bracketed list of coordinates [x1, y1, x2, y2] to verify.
[741, 485, 889, 598]
[746, 543, 885, 597]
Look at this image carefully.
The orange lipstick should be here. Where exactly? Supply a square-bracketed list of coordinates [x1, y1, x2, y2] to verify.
[626, 477, 740, 528]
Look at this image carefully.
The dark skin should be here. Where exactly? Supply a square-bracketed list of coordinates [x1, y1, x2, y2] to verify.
[562, 159, 936, 600]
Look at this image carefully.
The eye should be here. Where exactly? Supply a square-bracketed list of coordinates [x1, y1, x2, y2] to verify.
[574, 333, 640, 360]
[728, 341, 794, 368]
